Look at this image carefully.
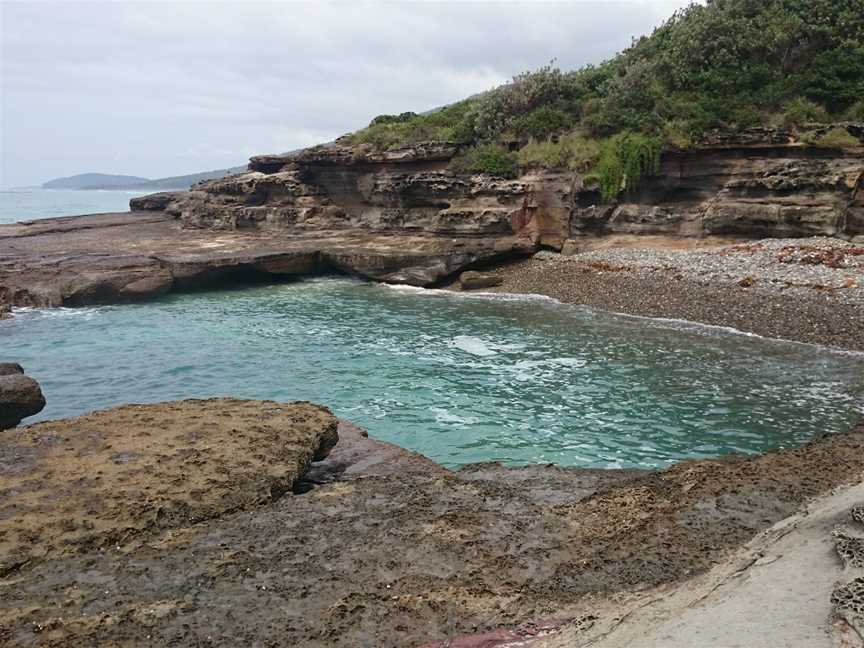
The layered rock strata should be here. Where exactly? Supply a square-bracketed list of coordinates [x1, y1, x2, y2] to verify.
[0, 212, 532, 308]
[1, 126, 861, 311]
[143, 124, 864, 251]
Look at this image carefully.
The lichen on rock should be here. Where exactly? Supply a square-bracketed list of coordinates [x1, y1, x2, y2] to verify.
[0, 398, 338, 571]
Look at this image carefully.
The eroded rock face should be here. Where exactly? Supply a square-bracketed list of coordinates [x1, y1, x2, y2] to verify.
[831, 506, 864, 640]
[574, 129, 864, 239]
[151, 125, 863, 248]
[160, 143, 573, 260]
[129, 191, 185, 212]
[0, 363, 45, 429]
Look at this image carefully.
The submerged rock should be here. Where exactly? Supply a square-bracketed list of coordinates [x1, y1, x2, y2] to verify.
[0, 363, 45, 429]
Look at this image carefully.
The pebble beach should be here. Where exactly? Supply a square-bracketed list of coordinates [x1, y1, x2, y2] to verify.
[477, 237, 864, 351]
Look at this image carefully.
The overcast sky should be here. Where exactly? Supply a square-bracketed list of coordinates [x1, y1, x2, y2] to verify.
[1, 0, 691, 188]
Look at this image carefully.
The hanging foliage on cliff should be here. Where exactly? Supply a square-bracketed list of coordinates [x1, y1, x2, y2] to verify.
[594, 133, 662, 202]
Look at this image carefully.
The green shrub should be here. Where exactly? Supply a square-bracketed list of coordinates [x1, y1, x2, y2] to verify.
[512, 106, 572, 139]
[796, 47, 864, 113]
[517, 132, 601, 171]
[449, 144, 519, 178]
[728, 106, 764, 129]
[781, 98, 829, 127]
[345, 100, 480, 150]
[594, 132, 661, 202]
[517, 139, 569, 169]
[844, 100, 864, 121]
[369, 112, 418, 126]
[661, 120, 693, 149]
[808, 127, 859, 149]
[474, 64, 569, 139]
[343, 1, 864, 151]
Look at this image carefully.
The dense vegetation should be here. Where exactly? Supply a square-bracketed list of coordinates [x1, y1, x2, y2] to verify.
[343, 0, 864, 200]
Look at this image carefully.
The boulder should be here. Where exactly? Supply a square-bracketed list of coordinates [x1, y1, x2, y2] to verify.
[0, 364, 46, 429]
[129, 191, 184, 212]
[460, 270, 503, 290]
[561, 239, 583, 256]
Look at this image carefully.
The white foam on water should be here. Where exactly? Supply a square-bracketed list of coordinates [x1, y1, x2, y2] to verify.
[431, 407, 480, 425]
[550, 357, 586, 368]
[8, 306, 101, 321]
[382, 282, 864, 358]
[449, 335, 497, 357]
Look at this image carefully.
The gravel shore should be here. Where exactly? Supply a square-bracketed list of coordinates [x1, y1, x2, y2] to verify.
[472, 237, 864, 351]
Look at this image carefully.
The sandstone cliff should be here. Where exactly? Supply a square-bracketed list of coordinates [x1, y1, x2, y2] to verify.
[135, 125, 864, 265]
[2, 127, 861, 311]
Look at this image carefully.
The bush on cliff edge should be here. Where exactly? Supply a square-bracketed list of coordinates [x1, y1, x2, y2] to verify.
[344, 0, 864, 197]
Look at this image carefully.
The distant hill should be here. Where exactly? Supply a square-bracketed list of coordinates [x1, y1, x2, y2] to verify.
[43, 173, 151, 190]
[129, 166, 246, 190]
[39, 166, 247, 191]
[41, 145, 317, 193]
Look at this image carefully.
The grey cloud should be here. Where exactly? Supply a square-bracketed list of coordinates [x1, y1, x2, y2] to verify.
[1, 0, 691, 188]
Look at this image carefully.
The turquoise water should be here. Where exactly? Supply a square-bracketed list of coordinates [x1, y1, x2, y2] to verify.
[2, 278, 862, 469]
[0, 189, 143, 224]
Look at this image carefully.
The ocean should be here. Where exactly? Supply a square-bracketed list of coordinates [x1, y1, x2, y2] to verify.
[0, 189, 144, 224]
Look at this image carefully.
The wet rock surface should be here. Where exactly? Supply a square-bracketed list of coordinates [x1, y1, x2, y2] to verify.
[1, 399, 862, 647]
[0, 364, 45, 430]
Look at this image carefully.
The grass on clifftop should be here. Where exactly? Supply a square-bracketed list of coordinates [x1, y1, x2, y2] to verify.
[342, 0, 864, 197]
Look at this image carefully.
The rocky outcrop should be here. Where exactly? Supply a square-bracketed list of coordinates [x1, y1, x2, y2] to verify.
[574, 126, 864, 241]
[0, 212, 535, 309]
[1, 127, 860, 311]
[460, 270, 503, 290]
[147, 125, 862, 255]
[832, 506, 864, 641]
[0, 363, 45, 429]
[0, 398, 338, 570]
[1, 400, 863, 647]
[158, 142, 573, 255]
[129, 191, 185, 211]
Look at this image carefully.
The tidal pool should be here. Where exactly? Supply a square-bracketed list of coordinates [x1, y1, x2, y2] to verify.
[3, 277, 862, 468]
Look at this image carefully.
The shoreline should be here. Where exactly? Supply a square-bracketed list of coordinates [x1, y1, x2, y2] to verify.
[395, 281, 864, 357]
[2, 212, 861, 351]
[449, 237, 864, 352]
